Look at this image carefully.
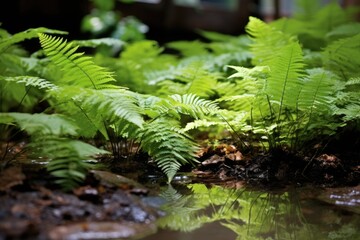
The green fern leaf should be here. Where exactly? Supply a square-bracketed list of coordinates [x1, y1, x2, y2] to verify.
[30, 135, 108, 190]
[38, 33, 117, 89]
[326, 22, 360, 40]
[79, 89, 144, 127]
[166, 40, 209, 57]
[298, 68, 339, 113]
[1, 76, 58, 90]
[140, 118, 199, 182]
[169, 94, 219, 119]
[323, 33, 360, 79]
[0, 27, 67, 54]
[266, 42, 305, 116]
[0, 112, 79, 136]
[246, 17, 294, 65]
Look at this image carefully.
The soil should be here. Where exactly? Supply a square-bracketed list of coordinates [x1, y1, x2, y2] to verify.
[193, 139, 360, 188]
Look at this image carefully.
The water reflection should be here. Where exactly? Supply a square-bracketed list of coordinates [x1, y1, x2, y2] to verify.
[144, 183, 360, 240]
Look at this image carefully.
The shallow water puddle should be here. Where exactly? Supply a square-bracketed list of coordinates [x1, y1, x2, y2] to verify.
[143, 183, 360, 240]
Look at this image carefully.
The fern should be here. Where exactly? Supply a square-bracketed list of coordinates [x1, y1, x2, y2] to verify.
[0, 112, 79, 136]
[0, 27, 67, 54]
[48, 87, 144, 139]
[326, 22, 360, 40]
[272, 1, 358, 49]
[77, 88, 144, 132]
[1, 76, 58, 90]
[169, 94, 219, 119]
[146, 93, 219, 120]
[298, 69, 339, 113]
[38, 33, 117, 89]
[322, 33, 360, 79]
[166, 40, 209, 57]
[246, 17, 305, 118]
[139, 118, 199, 182]
[0, 112, 108, 190]
[221, 17, 348, 151]
[246, 17, 294, 66]
[30, 135, 107, 191]
[265, 42, 305, 117]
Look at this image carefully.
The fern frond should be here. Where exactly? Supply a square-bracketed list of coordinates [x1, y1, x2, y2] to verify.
[169, 94, 219, 119]
[215, 94, 256, 112]
[0, 28, 67, 54]
[227, 65, 270, 80]
[335, 103, 360, 121]
[345, 77, 360, 86]
[139, 118, 199, 182]
[326, 22, 360, 40]
[266, 42, 305, 116]
[0, 112, 79, 136]
[246, 17, 294, 65]
[1, 76, 58, 90]
[38, 33, 117, 89]
[51, 87, 144, 138]
[30, 135, 108, 190]
[1, 112, 108, 190]
[298, 69, 339, 113]
[79, 89, 144, 127]
[146, 60, 221, 98]
[182, 118, 240, 133]
[323, 33, 360, 79]
[166, 40, 209, 57]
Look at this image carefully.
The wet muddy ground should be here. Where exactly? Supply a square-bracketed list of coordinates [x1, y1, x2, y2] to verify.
[0, 166, 162, 240]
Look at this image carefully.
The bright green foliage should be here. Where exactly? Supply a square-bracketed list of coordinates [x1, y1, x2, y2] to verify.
[0, 29, 65, 112]
[0, 112, 79, 136]
[0, 28, 67, 54]
[322, 33, 360, 79]
[31, 136, 107, 191]
[0, 112, 108, 190]
[0, 29, 220, 187]
[38, 33, 117, 89]
[272, 1, 357, 50]
[36, 34, 218, 183]
[140, 118, 199, 181]
[218, 13, 358, 151]
[158, 183, 360, 240]
[1, 0, 360, 189]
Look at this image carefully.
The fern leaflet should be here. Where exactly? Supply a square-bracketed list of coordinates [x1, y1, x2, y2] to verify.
[38, 33, 117, 89]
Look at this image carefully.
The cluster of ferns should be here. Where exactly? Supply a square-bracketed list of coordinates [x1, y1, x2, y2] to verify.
[1, 1, 359, 190]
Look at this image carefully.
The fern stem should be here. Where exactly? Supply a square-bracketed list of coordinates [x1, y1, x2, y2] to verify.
[277, 45, 294, 123]
[16, 86, 31, 111]
[218, 113, 249, 151]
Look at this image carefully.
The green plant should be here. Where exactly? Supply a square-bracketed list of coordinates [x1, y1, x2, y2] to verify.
[0, 29, 219, 189]
[81, 0, 147, 42]
[0, 112, 108, 190]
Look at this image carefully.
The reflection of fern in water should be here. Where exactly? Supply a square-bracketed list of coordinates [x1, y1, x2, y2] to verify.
[158, 184, 316, 240]
[0, 112, 108, 190]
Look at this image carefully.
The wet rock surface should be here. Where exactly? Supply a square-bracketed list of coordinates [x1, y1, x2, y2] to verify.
[0, 167, 161, 240]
